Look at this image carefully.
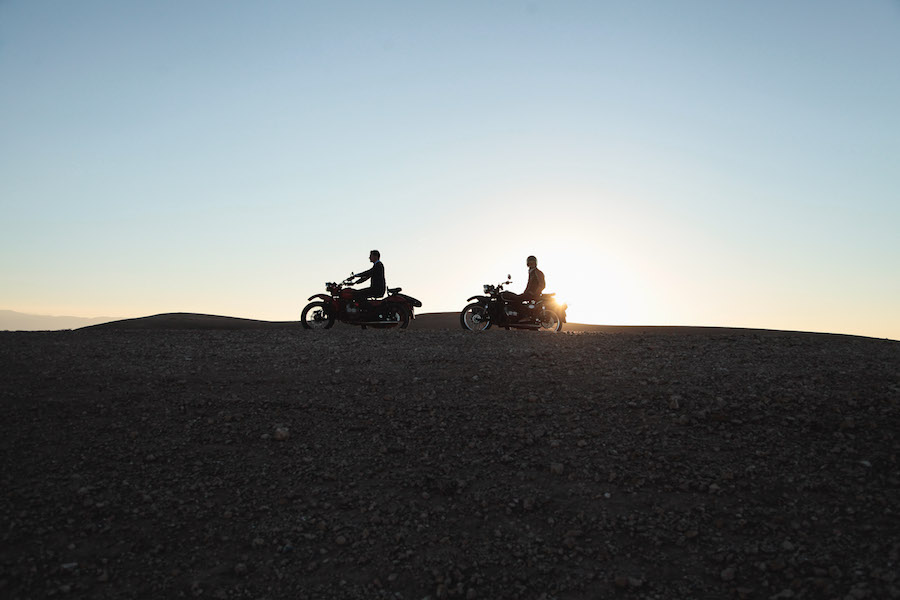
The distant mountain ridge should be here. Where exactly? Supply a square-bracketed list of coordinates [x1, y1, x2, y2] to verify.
[0, 310, 116, 331]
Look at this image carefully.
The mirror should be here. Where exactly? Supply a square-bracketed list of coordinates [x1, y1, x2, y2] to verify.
[507, 274, 511, 279]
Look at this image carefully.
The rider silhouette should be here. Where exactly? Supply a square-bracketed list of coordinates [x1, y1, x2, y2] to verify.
[352, 250, 386, 299]
[503, 255, 545, 318]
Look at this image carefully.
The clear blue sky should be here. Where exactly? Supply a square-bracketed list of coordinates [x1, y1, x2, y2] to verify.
[2, 1, 898, 338]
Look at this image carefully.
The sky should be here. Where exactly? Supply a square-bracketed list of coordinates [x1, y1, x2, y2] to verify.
[1, 1, 898, 339]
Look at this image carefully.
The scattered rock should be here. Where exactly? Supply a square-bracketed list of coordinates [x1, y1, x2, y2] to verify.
[2, 328, 897, 600]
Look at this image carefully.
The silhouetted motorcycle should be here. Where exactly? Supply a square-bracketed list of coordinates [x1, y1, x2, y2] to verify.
[460, 275, 567, 331]
[301, 275, 422, 330]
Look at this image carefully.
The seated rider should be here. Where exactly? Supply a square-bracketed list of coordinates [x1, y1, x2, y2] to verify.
[503, 255, 545, 318]
[351, 250, 386, 300]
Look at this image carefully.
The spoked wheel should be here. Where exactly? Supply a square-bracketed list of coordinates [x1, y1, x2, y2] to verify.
[372, 305, 410, 329]
[538, 308, 562, 332]
[460, 303, 492, 331]
[300, 301, 335, 330]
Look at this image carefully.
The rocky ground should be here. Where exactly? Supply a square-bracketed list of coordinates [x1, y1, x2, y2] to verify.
[1, 326, 898, 599]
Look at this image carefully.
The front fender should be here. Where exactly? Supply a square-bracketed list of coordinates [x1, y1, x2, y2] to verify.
[466, 295, 489, 303]
[307, 293, 333, 302]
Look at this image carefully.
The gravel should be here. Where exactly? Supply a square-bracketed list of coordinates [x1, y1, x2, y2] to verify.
[1, 327, 898, 599]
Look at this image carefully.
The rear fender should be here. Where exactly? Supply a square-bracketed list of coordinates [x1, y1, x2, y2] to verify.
[540, 301, 567, 323]
[385, 296, 417, 319]
[395, 293, 422, 308]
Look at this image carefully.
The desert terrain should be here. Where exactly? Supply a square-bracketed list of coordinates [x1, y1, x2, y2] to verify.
[1, 314, 898, 599]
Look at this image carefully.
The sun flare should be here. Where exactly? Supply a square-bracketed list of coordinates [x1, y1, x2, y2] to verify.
[534, 247, 646, 326]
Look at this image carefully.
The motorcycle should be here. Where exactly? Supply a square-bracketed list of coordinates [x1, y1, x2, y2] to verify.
[460, 275, 567, 332]
[301, 275, 422, 330]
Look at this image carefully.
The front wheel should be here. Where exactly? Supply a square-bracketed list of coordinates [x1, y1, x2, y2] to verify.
[460, 303, 492, 331]
[300, 301, 335, 329]
[538, 308, 562, 332]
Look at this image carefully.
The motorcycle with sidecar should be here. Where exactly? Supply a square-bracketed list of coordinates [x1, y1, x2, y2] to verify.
[301, 276, 422, 329]
[459, 275, 567, 331]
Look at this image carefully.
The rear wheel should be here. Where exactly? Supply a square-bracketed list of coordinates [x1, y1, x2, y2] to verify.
[372, 304, 410, 329]
[300, 301, 335, 330]
[460, 303, 492, 331]
[391, 305, 411, 329]
[538, 308, 562, 332]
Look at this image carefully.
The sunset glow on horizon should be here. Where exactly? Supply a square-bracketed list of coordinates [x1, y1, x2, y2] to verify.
[1, 1, 898, 339]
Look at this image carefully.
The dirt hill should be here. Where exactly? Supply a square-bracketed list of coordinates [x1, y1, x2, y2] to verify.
[82, 311, 841, 338]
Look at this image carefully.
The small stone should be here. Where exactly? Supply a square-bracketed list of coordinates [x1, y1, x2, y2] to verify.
[273, 427, 290, 441]
[335, 535, 347, 546]
[550, 462, 564, 475]
[234, 563, 248, 576]
[721, 567, 735, 581]
[847, 586, 870, 599]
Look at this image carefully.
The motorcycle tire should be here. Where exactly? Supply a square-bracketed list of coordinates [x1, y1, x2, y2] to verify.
[460, 303, 492, 331]
[392, 305, 411, 329]
[371, 305, 410, 329]
[538, 308, 562, 332]
[300, 301, 335, 330]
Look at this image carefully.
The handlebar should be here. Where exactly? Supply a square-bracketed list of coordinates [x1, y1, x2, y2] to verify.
[325, 274, 359, 289]
[483, 278, 512, 294]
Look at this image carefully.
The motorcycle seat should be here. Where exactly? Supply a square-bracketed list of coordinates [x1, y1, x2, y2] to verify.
[387, 287, 401, 294]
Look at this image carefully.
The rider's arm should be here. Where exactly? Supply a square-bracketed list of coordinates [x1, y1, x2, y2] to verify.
[355, 267, 373, 283]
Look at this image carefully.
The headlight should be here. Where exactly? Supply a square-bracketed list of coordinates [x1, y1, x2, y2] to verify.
[483, 285, 490, 293]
